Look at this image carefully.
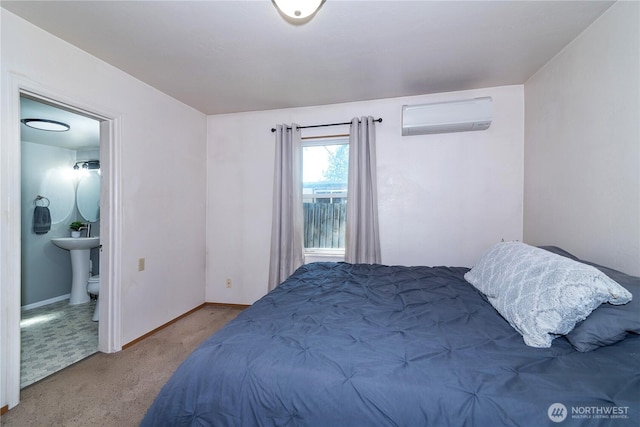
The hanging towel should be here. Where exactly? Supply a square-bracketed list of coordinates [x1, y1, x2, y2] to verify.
[33, 206, 52, 234]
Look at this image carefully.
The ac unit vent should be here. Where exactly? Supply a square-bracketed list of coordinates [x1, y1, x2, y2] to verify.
[402, 97, 493, 136]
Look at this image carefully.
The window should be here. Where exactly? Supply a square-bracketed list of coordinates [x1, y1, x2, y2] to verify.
[302, 137, 348, 254]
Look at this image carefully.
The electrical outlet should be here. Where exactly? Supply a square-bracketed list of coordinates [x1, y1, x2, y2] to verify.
[225, 278, 232, 288]
[138, 258, 145, 271]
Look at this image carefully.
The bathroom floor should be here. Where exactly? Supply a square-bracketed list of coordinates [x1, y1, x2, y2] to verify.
[20, 299, 98, 388]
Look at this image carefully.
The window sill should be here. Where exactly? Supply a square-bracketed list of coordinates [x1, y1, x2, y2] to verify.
[304, 250, 345, 263]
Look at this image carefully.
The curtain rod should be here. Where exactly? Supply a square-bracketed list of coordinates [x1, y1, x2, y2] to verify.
[271, 117, 382, 133]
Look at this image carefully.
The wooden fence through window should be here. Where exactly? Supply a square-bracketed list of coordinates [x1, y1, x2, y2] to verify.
[303, 202, 346, 249]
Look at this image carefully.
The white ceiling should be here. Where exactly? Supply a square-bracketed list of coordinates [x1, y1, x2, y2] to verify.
[4, 0, 613, 117]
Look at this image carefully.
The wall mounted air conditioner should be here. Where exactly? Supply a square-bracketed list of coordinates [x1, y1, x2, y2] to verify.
[401, 97, 493, 136]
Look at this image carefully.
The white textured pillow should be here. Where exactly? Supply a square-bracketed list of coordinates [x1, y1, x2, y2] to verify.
[464, 242, 632, 348]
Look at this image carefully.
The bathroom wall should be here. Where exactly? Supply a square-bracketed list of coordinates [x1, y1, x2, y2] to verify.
[20, 142, 101, 307]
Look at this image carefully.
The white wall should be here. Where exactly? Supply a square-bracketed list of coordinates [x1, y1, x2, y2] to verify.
[207, 85, 524, 305]
[524, 1, 639, 276]
[1, 9, 207, 408]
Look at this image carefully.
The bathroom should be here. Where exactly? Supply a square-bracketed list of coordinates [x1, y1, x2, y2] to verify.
[19, 95, 102, 388]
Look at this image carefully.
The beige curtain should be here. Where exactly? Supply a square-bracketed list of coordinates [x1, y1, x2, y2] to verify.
[345, 116, 381, 264]
[268, 124, 304, 291]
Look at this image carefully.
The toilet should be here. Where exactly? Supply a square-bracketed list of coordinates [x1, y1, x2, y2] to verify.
[87, 275, 100, 322]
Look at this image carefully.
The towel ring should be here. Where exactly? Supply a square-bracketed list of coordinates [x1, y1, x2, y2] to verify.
[34, 195, 50, 207]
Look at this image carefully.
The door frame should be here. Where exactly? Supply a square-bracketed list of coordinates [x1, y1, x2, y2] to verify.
[4, 75, 123, 408]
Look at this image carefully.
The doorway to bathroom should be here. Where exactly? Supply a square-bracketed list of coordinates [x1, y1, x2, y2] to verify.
[19, 93, 102, 388]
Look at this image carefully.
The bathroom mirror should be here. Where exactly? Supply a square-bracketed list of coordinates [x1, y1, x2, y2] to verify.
[76, 172, 100, 222]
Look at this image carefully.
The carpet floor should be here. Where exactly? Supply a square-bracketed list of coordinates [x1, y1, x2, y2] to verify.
[1, 305, 244, 427]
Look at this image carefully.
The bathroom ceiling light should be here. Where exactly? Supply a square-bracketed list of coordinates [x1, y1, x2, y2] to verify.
[272, 0, 324, 20]
[21, 118, 70, 132]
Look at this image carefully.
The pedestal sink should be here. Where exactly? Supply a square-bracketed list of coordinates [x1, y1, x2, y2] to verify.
[51, 237, 100, 305]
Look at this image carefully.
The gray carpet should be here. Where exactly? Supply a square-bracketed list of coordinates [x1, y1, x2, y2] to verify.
[2, 305, 244, 427]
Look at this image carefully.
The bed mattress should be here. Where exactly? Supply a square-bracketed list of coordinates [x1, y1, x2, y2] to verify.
[142, 262, 639, 426]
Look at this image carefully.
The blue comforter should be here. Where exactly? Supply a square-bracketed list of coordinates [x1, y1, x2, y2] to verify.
[142, 262, 639, 426]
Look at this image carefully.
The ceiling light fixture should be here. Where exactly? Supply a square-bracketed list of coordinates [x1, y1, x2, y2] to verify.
[21, 118, 70, 132]
[272, 0, 325, 21]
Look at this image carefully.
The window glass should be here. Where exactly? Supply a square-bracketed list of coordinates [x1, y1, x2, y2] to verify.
[302, 138, 348, 252]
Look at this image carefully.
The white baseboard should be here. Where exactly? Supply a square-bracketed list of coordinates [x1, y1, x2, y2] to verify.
[21, 294, 71, 312]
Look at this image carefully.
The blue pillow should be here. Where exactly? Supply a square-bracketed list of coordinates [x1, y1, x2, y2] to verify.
[541, 246, 640, 352]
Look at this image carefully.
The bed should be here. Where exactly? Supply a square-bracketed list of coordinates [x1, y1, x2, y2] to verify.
[141, 244, 639, 426]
